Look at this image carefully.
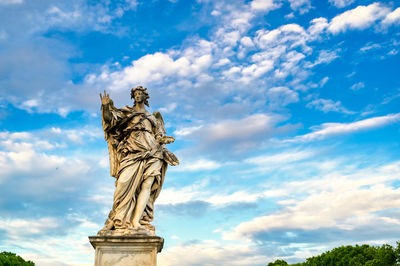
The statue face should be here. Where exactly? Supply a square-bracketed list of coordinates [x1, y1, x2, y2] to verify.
[134, 90, 145, 103]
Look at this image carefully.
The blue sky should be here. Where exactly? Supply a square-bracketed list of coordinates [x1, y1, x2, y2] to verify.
[0, 0, 400, 265]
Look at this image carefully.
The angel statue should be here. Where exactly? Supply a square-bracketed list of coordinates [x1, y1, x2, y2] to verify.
[98, 86, 179, 235]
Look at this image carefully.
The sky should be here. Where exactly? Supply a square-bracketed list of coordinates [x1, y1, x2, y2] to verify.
[0, 0, 399, 265]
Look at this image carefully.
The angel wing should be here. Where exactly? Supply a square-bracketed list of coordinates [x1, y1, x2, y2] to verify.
[153, 111, 166, 135]
[153, 111, 179, 166]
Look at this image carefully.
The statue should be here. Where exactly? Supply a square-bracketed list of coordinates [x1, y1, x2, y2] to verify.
[98, 86, 179, 235]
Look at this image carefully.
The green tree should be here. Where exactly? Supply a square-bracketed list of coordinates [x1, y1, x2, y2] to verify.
[0, 251, 34, 266]
[268, 259, 289, 266]
[267, 242, 399, 266]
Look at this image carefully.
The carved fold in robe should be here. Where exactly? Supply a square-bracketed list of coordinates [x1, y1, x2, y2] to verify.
[101, 104, 176, 229]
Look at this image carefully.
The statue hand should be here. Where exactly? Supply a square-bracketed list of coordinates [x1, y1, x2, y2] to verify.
[100, 90, 112, 105]
[159, 136, 175, 144]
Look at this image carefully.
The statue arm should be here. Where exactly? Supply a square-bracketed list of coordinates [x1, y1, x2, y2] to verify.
[100, 90, 121, 177]
[100, 90, 114, 125]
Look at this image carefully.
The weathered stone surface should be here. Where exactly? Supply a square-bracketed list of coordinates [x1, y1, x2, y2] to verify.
[89, 235, 164, 266]
[98, 86, 179, 235]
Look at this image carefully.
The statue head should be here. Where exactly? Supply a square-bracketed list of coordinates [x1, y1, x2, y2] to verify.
[131, 86, 150, 107]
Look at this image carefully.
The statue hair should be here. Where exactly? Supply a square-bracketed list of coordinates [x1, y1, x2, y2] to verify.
[131, 86, 150, 107]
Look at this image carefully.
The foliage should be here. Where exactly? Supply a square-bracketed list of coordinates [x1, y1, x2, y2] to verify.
[0, 252, 34, 266]
[268, 242, 400, 266]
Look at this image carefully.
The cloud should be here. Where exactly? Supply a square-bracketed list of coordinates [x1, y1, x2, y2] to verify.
[244, 149, 315, 165]
[50, 127, 103, 144]
[328, 0, 354, 8]
[266, 86, 299, 107]
[226, 161, 400, 242]
[306, 98, 354, 114]
[2, 215, 99, 266]
[175, 113, 292, 154]
[307, 17, 329, 39]
[0, 0, 23, 4]
[381, 7, 400, 27]
[285, 113, 400, 143]
[328, 3, 391, 34]
[157, 177, 285, 207]
[42, 1, 138, 33]
[172, 158, 222, 172]
[250, 0, 281, 12]
[288, 0, 312, 14]
[159, 240, 267, 266]
[350, 81, 365, 91]
[305, 49, 340, 68]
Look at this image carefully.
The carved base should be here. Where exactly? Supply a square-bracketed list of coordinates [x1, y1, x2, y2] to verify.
[89, 235, 164, 266]
[97, 227, 155, 237]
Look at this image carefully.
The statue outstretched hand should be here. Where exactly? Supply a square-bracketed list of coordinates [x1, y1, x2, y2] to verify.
[100, 90, 112, 105]
[159, 136, 175, 145]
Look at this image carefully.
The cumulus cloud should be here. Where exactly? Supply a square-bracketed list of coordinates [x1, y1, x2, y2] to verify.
[2, 215, 99, 266]
[328, 3, 391, 34]
[250, 0, 281, 12]
[307, 17, 329, 39]
[288, 0, 312, 14]
[381, 7, 400, 27]
[285, 113, 400, 142]
[226, 161, 400, 241]
[159, 240, 267, 266]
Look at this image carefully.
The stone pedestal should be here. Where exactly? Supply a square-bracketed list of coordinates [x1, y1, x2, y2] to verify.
[89, 235, 164, 266]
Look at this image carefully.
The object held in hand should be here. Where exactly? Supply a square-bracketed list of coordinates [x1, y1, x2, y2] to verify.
[159, 136, 175, 144]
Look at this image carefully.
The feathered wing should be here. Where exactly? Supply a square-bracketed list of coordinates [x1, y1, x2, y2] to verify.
[153, 111, 166, 135]
[153, 111, 179, 166]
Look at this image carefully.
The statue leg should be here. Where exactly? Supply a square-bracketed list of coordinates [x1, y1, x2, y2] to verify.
[131, 175, 155, 228]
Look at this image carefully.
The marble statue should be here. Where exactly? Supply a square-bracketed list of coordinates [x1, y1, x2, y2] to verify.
[98, 86, 179, 235]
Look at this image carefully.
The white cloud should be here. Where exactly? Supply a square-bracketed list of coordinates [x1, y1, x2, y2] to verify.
[328, 3, 391, 34]
[158, 103, 177, 113]
[266, 86, 299, 107]
[2, 216, 99, 266]
[360, 42, 381, 52]
[319, 77, 329, 87]
[288, 0, 312, 14]
[226, 161, 400, 240]
[86, 41, 214, 93]
[285, 113, 400, 143]
[0, 0, 23, 4]
[307, 17, 329, 38]
[306, 49, 339, 68]
[329, 0, 355, 8]
[381, 7, 400, 26]
[0, 217, 60, 239]
[350, 81, 365, 90]
[159, 240, 267, 266]
[172, 158, 222, 172]
[250, 0, 281, 12]
[179, 113, 285, 144]
[306, 98, 354, 114]
[157, 177, 285, 207]
[50, 127, 102, 143]
[245, 149, 315, 165]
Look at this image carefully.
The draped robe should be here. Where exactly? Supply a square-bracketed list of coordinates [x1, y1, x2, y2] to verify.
[101, 104, 173, 230]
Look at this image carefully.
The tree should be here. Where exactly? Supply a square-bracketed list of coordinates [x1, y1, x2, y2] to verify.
[0, 252, 34, 266]
[267, 242, 399, 266]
